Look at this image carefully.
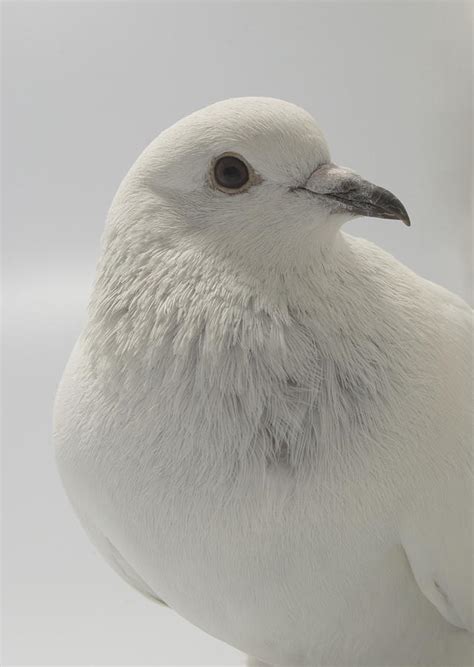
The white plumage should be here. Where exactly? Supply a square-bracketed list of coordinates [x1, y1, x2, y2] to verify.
[54, 98, 473, 666]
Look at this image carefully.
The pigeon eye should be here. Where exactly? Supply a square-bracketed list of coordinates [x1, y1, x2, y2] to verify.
[213, 155, 250, 192]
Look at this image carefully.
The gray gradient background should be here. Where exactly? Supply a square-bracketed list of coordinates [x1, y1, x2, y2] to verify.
[2, 1, 472, 665]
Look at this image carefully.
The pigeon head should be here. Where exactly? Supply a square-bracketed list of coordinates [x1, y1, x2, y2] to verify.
[108, 97, 409, 272]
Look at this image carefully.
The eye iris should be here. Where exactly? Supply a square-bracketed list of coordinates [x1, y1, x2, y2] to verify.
[214, 156, 249, 189]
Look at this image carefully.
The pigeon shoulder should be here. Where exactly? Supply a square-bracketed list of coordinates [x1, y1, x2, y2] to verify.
[343, 232, 471, 434]
[343, 232, 472, 329]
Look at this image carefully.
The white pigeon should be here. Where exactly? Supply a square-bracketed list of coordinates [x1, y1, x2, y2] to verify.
[54, 97, 473, 666]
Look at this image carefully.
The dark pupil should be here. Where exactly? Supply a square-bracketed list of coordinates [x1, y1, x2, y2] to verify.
[215, 156, 249, 189]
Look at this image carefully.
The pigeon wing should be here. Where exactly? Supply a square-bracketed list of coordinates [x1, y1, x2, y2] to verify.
[402, 291, 473, 632]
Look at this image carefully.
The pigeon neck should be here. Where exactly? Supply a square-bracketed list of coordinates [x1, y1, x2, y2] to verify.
[195, 225, 346, 290]
[86, 228, 351, 370]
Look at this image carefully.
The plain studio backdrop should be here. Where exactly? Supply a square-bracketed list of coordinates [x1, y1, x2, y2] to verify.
[2, 1, 472, 665]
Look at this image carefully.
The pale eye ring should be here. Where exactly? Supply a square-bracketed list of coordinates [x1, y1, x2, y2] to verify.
[210, 153, 259, 193]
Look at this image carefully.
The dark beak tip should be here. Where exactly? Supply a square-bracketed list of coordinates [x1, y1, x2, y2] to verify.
[400, 205, 411, 227]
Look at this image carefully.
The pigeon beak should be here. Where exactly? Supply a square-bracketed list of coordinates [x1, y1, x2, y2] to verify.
[301, 163, 411, 226]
